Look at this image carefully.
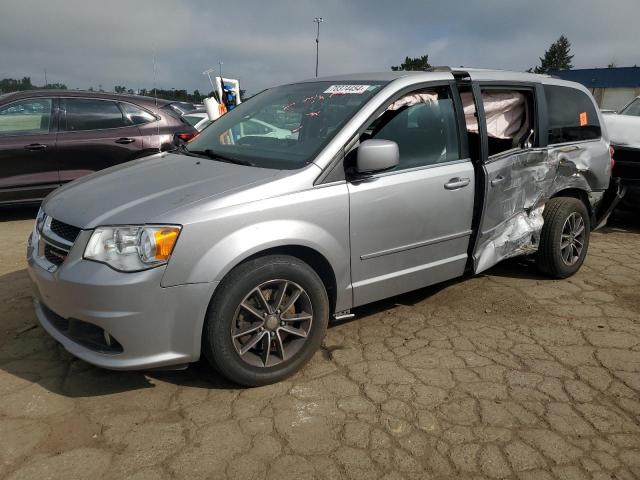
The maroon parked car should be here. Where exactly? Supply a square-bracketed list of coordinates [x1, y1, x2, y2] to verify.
[0, 90, 198, 205]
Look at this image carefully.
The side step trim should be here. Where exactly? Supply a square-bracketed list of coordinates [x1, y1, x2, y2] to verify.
[334, 310, 355, 321]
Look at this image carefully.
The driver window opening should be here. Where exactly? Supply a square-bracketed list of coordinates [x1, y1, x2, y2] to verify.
[357, 86, 460, 172]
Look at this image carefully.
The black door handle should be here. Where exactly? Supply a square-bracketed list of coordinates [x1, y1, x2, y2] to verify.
[490, 175, 505, 187]
[115, 137, 135, 144]
[24, 143, 47, 151]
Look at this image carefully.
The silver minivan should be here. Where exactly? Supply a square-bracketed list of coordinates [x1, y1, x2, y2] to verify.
[28, 69, 617, 386]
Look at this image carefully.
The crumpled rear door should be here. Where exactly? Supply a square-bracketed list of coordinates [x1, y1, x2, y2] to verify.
[474, 148, 551, 273]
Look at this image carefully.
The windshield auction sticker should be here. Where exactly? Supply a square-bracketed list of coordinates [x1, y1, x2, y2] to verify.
[324, 85, 371, 95]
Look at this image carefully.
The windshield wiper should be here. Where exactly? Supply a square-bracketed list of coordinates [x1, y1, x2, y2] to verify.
[172, 142, 203, 158]
[187, 148, 254, 166]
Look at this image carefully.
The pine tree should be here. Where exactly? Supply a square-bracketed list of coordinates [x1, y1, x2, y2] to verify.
[391, 55, 431, 71]
[533, 35, 574, 74]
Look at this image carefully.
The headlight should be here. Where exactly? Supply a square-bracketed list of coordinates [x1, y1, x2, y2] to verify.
[84, 225, 181, 272]
[35, 207, 46, 233]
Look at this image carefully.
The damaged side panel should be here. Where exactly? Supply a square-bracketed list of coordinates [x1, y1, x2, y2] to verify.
[473, 142, 606, 274]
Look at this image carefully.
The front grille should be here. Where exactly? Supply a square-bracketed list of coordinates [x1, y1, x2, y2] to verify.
[613, 147, 640, 180]
[37, 216, 80, 269]
[50, 219, 81, 243]
[42, 304, 123, 354]
[44, 243, 68, 266]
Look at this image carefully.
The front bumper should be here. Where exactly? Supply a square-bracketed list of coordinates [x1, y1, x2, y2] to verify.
[27, 229, 214, 370]
[594, 177, 626, 229]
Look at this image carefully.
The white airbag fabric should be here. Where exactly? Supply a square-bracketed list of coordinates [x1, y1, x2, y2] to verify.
[462, 91, 526, 139]
[388, 92, 438, 111]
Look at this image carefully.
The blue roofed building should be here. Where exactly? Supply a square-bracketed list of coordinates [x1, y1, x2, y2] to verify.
[552, 67, 640, 110]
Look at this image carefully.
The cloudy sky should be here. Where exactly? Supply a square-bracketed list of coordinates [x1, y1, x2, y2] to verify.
[2, 0, 639, 95]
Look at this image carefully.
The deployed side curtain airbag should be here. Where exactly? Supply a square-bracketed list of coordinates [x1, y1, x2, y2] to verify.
[462, 91, 526, 139]
[387, 92, 438, 111]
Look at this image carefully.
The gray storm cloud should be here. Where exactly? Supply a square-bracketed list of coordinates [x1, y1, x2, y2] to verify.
[1, 0, 638, 94]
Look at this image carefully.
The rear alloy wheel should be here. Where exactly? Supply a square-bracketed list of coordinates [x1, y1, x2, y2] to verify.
[203, 255, 329, 386]
[536, 197, 590, 278]
[559, 212, 586, 267]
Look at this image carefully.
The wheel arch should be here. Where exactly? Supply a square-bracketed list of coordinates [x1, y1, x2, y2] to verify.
[549, 188, 594, 223]
[195, 243, 339, 364]
[238, 245, 339, 315]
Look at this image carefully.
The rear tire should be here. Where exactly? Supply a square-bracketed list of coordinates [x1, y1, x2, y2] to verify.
[536, 197, 590, 278]
[202, 255, 329, 387]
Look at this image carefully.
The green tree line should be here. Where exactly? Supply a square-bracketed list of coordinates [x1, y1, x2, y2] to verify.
[114, 86, 206, 102]
[0, 76, 67, 93]
[1, 78, 245, 103]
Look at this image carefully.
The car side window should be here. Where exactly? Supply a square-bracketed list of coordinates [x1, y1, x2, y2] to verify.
[61, 98, 128, 131]
[120, 102, 156, 125]
[0, 98, 53, 136]
[544, 85, 601, 144]
[244, 120, 271, 135]
[229, 118, 292, 142]
[361, 87, 460, 171]
[620, 98, 640, 116]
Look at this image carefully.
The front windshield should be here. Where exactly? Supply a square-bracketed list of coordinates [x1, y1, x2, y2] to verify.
[186, 81, 386, 169]
[620, 98, 640, 116]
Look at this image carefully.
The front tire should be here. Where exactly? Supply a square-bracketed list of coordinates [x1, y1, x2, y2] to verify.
[536, 197, 590, 278]
[202, 255, 329, 387]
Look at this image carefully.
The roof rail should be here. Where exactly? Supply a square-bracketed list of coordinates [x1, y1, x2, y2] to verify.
[425, 66, 452, 72]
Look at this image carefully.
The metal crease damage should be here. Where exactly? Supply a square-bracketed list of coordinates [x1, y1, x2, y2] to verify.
[474, 147, 596, 274]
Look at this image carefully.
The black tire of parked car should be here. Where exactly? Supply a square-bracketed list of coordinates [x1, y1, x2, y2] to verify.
[202, 255, 329, 387]
[536, 197, 591, 279]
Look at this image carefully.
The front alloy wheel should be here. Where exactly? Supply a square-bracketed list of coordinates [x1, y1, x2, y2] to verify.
[203, 255, 329, 386]
[232, 280, 313, 368]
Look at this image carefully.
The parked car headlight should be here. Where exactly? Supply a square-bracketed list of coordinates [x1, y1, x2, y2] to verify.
[84, 225, 181, 272]
[35, 207, 46, 233]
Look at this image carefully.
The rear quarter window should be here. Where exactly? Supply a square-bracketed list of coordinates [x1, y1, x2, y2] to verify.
[120, 102, 156, 125]
[161, 104, 190, 124]
[544, 85, 601, 144]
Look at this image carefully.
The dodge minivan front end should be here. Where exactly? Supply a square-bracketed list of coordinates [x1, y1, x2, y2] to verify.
[27, 209, 212, 370]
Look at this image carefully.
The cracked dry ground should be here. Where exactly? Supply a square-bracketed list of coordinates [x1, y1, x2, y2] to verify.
[1, 212, 640, 480]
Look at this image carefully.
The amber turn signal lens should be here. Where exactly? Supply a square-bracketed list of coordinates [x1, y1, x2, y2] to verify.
[153, 228, 180, 261]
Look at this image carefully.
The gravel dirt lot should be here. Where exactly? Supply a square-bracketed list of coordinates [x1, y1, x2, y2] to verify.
[1, 207, 639, 480]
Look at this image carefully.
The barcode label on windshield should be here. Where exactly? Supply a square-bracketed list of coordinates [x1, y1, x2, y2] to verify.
[324, 85, 371, 95]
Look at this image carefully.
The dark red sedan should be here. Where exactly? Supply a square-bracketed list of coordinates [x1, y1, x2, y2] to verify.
[0, 90, 198, 205]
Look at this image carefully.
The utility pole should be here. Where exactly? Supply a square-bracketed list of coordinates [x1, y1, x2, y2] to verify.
[44, 69, 48, 86]
[314, 17, 323, 77]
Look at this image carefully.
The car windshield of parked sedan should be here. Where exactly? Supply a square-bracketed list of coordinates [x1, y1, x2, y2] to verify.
[619, 98, 640, 117]
[185, 81, 386, 169]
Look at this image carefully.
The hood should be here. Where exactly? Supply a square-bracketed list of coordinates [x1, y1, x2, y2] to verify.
[43, 152, 281, 228]
[603, 113, 640, 149]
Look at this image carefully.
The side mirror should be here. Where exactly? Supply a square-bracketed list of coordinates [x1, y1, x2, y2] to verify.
[356, 139, 400, 174]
